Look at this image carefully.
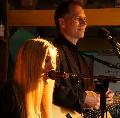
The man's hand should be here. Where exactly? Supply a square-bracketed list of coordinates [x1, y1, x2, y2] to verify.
[84, 89, 114, 110]
[84, 91, 100, 109]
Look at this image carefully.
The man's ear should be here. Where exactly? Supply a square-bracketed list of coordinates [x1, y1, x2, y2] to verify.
[58, 18, 65, 28]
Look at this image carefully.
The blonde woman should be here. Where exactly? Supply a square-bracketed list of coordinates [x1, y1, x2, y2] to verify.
[14, 38, 57, 118]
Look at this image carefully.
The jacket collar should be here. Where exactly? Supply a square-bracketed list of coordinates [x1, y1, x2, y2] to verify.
[55, 33, 77, 49]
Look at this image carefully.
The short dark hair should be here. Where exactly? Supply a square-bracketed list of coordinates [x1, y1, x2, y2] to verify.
[54, 0, 83, 30]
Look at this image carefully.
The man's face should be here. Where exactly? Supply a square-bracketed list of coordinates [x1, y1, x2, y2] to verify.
[59, 4, 87, 40]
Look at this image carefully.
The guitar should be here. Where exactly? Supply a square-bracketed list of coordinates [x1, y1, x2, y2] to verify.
[52, 94, 120, 118]
[52, 104, 111, 118]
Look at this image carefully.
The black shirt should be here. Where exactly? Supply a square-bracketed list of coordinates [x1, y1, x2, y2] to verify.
[53, 34, 94, 113]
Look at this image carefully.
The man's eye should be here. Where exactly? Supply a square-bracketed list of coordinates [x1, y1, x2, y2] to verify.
[76, 17, 80, 20]
[74, 17, 87, 22]
[74, 17, 80, 21]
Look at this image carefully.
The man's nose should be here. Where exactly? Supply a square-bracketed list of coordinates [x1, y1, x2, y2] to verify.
[80, 19, 87, 26]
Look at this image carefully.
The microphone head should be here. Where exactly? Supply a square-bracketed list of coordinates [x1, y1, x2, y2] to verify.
[101, 27, 111, 35]
[48, 70, 68, 79]
[48, 70, 56, 79]
[99, 27, 112, 40]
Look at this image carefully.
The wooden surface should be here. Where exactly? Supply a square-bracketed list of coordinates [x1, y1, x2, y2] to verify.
[8, 8, 120, 26]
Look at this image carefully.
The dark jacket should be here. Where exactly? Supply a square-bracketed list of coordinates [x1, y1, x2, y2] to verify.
[53, 34, 94, 113]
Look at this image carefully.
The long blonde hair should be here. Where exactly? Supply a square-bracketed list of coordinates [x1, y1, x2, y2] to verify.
[14, 38, 57, 118]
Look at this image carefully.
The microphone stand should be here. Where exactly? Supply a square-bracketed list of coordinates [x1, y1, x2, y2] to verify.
[101, 27, 120, 59]
[95, 78, 109, 118]
[100, 30, 120, 118]
[94, 76, 120, 118]
[108, 38, 120, 59]
[79, 51, 120, 118]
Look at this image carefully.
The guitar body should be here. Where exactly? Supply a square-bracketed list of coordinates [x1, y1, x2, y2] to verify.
[42, 94, 120, 118]
[52, 104, 82, 118]
[52, 104, 112, 118]
[41, 103, 82, 118]
[99, 112, 111, 118]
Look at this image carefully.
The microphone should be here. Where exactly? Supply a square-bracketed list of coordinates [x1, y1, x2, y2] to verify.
[48, 70, 120, 82]
[100, 27, 112, 40]
[47, 70, 80, 80]
[47, 70, 91, 80]
[100, 27, 120, 58]
[47, 70, 67, 80]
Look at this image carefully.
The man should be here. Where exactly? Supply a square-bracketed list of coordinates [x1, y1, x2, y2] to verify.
[53, 0, 114, 115]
